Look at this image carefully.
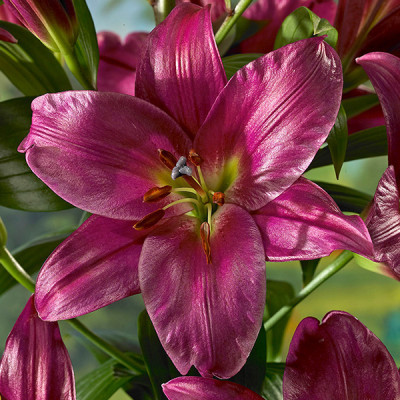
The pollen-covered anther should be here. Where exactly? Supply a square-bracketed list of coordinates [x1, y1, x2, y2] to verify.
[200, 222, 212, 264]
[143, 185, 172, 202]
[158, 149, 178, 170]
[188, 149, 202, 166]
[212, 192, 225, 206]
[133, 209, 165, 230]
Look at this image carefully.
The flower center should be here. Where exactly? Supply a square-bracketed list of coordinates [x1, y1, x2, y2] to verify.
[133, 149, 225, 264]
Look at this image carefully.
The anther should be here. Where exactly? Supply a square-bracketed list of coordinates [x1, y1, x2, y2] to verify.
[143, 185, 172, 203]
[133, 209, 165, 230]
[188, 149, 202, 166]
[212, 192, 225, 206]
[158, 149, 178, 170]
[200, 222, 212, 264]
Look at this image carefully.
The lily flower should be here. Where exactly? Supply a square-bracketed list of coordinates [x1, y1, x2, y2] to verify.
[283, 311, 400, 399]
[176, 0, 227, 21]
[97, 31, 148, 95]
[3, 0, 79, 53]
[18, 3, 373, 378]
[0, 3, 22, 25]
[0, 296, 75, 400]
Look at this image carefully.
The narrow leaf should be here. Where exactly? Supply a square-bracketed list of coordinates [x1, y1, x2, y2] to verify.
[0, 97, 73, 211]
[138, 310, 180, 400]
[308, 125, 387, 170]
[261, 363, 285, 400]
[342, 94, 380, 119]
[326, 104, 348, 179]
[312, 181, 372, 213]
[222, 53, 262, 80]
[0, 21, 71, 95]
[231, 325, 267, 394]
[265, 280, 294, 362]
[72, 0, 99, 88]
[300, 259, 320, 286]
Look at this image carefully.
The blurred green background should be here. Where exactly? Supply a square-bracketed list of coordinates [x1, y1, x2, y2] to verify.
[0, 1, 399, 398]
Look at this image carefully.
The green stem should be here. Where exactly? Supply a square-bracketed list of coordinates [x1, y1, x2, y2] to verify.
[264, 250, 354, 332]
[0, 245, 145, 373]
[150, 0, 175, 25]
[215, 0, 253, 45]
[63, 48, 94, 90]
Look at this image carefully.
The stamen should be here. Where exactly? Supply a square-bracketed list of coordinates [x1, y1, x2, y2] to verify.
[196, 165, 208, 193]
[188, 149, 202, 166]
[212, 192, 225, 206]
[158, 149, 177, 169]
[205, 203, 212, 227]
[200, 222, 212, 264]
[143, 185, 172, 202]
[172, 187, 199, 196]
[162, 197, 201, 211]
[133, 209, 165, 230]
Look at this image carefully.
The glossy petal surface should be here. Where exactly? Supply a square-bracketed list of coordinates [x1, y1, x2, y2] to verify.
[139, 205, 266, 378]
[0, 3, 21, 24]
[253, 178, 374, 260]
[175, 0, 226, 21]
[0, 296, 75, 400]
[35, 215, 143, 321]
[135, 3, 227, 139]
[357, 52, 400, 186]
[283, 311, 400, 399]
[97, 31, 148, 95]
[163, 377, 263, 400]
[366, 166, 400, 277]
[196, 38, 342, 211]
[18, 91, 192, 220]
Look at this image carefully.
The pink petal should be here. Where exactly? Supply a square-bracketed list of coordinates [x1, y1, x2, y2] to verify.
[252, 178, 374, 261]
[0, 27, 17, 43]
[175, 0, 227, 21]
[97, 31, 148, 95]
[0, 296, 75, 400]
[18, 91, 192, 220]
[357, 52, 400, 186]
[35, 215, 143, 321]
[365, 166, 400, 278]
[135, 3, 227, 139]
[139, 205, 266, 378]
[0, 3, 23, 25]
[195, 38, 342, 211]
[163, 377, 264, 400]
[283, 311, 400, 399]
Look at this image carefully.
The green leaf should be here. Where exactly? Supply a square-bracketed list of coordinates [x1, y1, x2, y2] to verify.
[342, 94, 380, 119]
[231, 325, 267, 394]
[0, 97, 73, 211]
[222, 53, 263, 80]
[0, 21, 72, 95]
[312, 181, 372, 213]
[326, 104, 348, 179]
[0, 230, 72, 296]
[274, 6, 338, 50]
[300, 259, 320, 286]
[138, 310, 180, 400]
[308, 125, 387, 170]
[261, 363, 285, 400]
[72, 0, 99, 88]
[76, 359, 135, 400]
[265, 280, 294, 362]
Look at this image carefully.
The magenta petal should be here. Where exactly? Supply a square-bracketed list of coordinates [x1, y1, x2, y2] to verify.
[175, 0, 227, 21]
[357, 52, 400, 186]
[18, 91, 192, 220]
[283, 311, 400, 399]
[139, 205, 266, 378]
[97, 31, 148, 95]
[163, 377, 263, 400]
[0, 3, 23, 25]
[0, 27, 17, 43]
[135, 3, 227, 139]
[35, 215, 143, 321]
[0, 296, 75, 400]
[365, 166, 400, 277]
[252, 178, 374, 261]
[196, 38, 342, 211]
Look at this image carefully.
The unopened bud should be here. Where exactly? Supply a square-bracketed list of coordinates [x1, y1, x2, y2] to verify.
[200, 222, 212, 264]
[0, 217, 8, 247]
[212, 192, 225, 206]
[133, 209, 165, 230]
[143, 185, 172, 202]
[158, 149, 178, 170]
[188, 149, 202, 166]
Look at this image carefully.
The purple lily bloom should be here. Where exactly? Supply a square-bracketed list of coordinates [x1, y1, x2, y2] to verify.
[0, 3, 22, 25]
[18, 3, 373, 378]
[163, 377, 263, 400]
[0, 296, 75, 400]
[97, 31, 148, 95]
[3, 0, 78, 52]
[283, 311, 400, 399]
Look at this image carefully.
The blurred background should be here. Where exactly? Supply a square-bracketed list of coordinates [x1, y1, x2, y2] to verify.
[0, 1, 399, 398]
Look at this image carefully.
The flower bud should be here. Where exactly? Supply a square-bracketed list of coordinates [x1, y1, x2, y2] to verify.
[4, 0, 79, 53]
